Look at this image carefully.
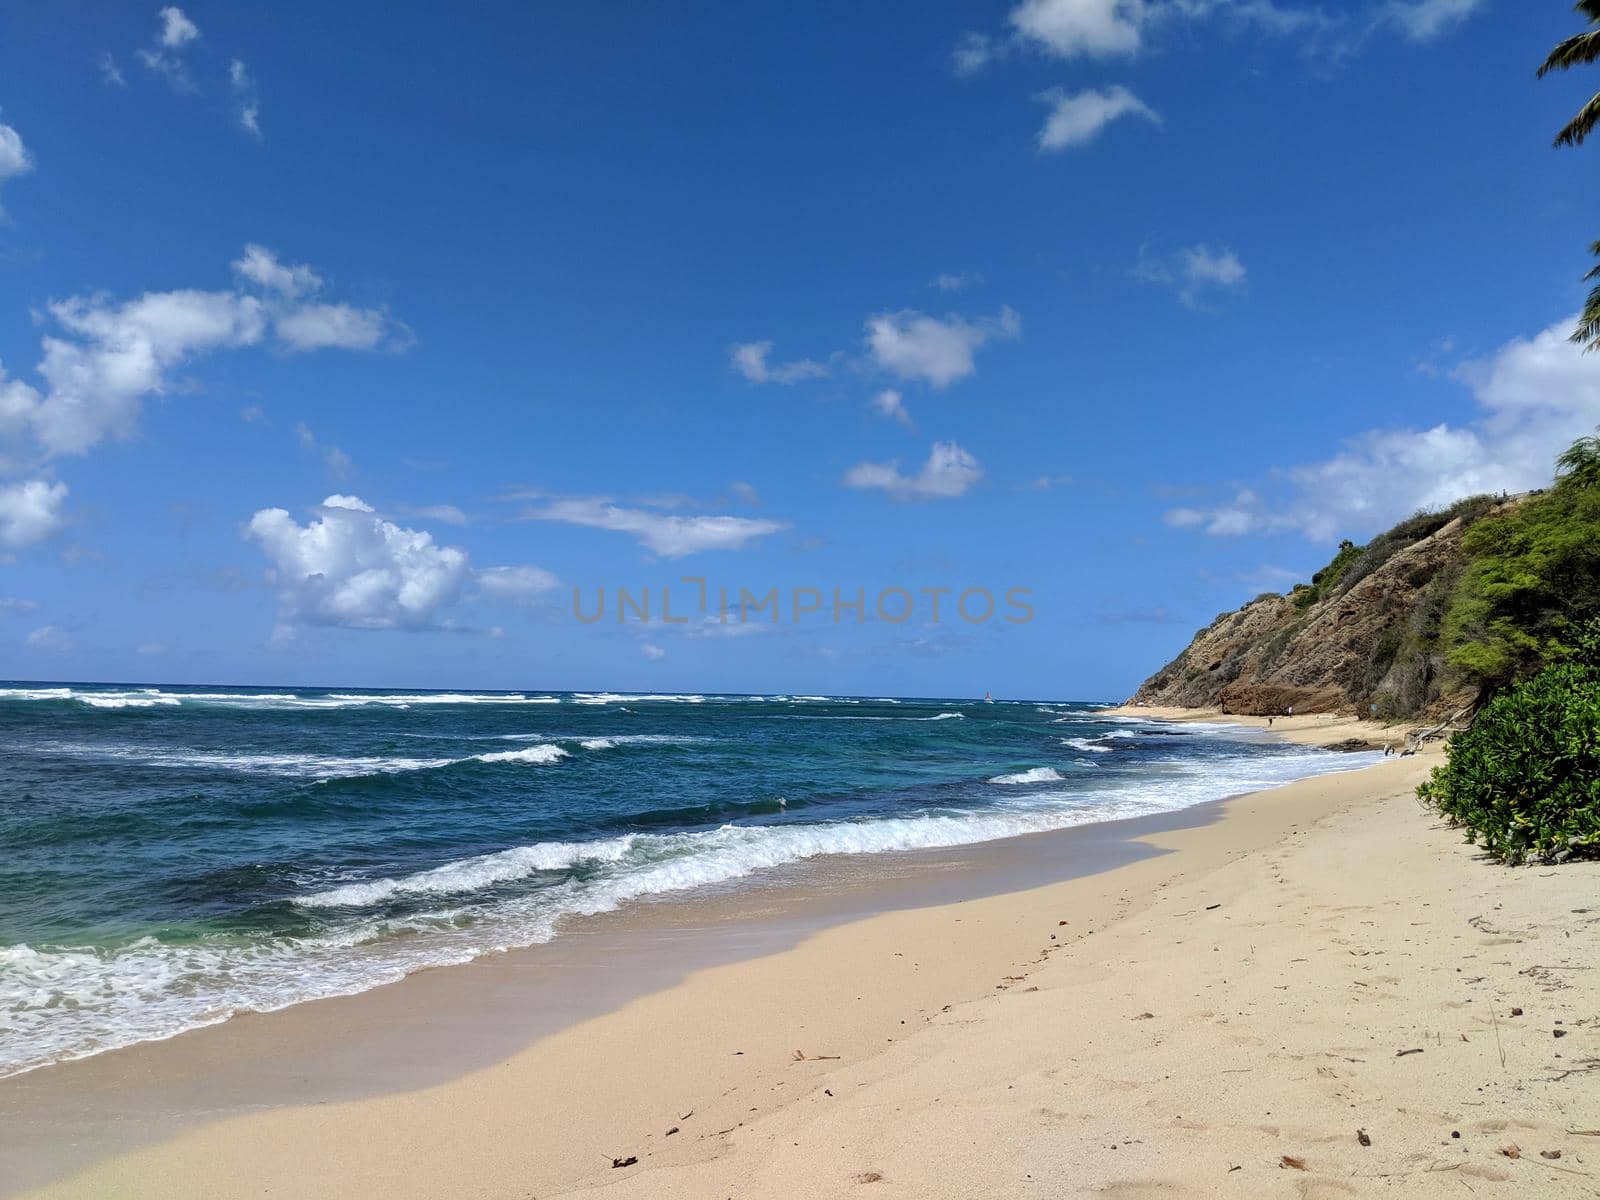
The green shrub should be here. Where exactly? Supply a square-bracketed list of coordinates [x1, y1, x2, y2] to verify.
[1418, 624, 1600, 864]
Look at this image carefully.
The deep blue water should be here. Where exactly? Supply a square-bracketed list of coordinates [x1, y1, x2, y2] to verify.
[0, 682, 1380, 1075]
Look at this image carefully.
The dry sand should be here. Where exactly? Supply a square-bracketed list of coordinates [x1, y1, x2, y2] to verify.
[18, 714, 1599, 1198]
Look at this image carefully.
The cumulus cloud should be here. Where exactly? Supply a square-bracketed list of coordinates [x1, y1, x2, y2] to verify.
[234, 244, 321, 296]
[952, 31, 1000, 75]
[865, 307, 1020, 388]
[527, 497, 789, 558]
[961, 0, 1464, 78]
[476, 564, 561, 603]
[245, 495, 472, 631]
[99, 53, 126, 87]
[728, 340, 830, 385]
[0, 247, 403, 461]
[872, 389, 913, 427]
[0, 479, 68, 549]
[276, 305, 392, 352]
[1035, 85, 1160, 151]
[641, 643, 667, 661]
[229, 59, 261, 138]
[728, 481, 762, 506]
[932, 271, 982, 293]
[1011, 0, 1146, 59]
[844, 440, 984, 501]
[138, 6, 201, 90]
[1163, 318, 1600, 541]
[1382, 0, 1485, 42]
[0, 121, 34, 217]
[1135, 243, 1247, 308]
[25, 624, 73, 652]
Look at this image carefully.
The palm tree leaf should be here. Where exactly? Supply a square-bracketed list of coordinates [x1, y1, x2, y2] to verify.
[1554, 91, 1600, 146]
[1580, 1, 1600, 24]
[1539, 30, 1600, 76]
[1572, 281, 1600, 351]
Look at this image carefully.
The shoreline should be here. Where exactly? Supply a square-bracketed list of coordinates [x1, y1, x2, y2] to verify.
[1, 711, 1367, 1193]
[14, 714, 1599, 1197]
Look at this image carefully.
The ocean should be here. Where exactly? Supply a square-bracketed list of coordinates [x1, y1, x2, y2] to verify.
[0, 683, 1381, 1078]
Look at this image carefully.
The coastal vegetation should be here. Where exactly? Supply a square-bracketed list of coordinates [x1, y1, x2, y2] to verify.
[1418, 621, 1600, 863]
[1133, 432, 1600, 724]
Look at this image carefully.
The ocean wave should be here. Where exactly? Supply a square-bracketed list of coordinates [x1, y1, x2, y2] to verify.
[988, 767, 1065, 785]
[43, 744, 458, 779]
[473, 745, 569, 766]
[0, 742, 1383, 1078]
[296, 836, 639, 907]
[1059, 737, 1112, 753]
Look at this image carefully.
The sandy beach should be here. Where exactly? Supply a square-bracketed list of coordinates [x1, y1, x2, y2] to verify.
[13, 713, 1598, 1198]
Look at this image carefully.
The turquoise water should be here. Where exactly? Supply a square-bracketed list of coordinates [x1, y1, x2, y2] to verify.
[0, 683, 1380, 1076]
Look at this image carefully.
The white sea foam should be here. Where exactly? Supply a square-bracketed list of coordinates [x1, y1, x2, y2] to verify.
[43, 744, 458, 779]
[1060, 737, 1112, 753]
[988, 767, 1065, 785]
[473, 744, 569, 766]
[572, 692, 708, 705]
[296, 836, 639, 907]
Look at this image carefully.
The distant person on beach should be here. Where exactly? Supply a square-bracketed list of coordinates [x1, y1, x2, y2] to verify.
[1267, 716, 1274, 727]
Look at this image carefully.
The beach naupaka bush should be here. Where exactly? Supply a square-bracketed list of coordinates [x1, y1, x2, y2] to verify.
[1418, 622, 1600, 864]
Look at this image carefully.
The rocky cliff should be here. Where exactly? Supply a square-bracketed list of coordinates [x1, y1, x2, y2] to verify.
[1129, 502, 1507, 718]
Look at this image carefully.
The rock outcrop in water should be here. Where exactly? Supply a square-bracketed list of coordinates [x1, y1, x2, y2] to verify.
[1129, 502, 1498, 719]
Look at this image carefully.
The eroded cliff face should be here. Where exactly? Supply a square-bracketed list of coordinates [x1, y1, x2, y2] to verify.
[1131, 515, 1479, 718]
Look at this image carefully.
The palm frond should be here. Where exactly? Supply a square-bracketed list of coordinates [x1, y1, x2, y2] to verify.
[1539, 30, 1600, 76]
[1554, 90, 1600, 146]
[1572, 281, 1600, 351]
[1580, 1, 1600, 25]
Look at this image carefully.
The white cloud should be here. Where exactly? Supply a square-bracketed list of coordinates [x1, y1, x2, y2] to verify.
[865, 307, 1019, 388]
[0, 121, 34, 217]
[245, 495, 473, 631]
[967, 0, 1439, 79]
[641, 643, 666, 661]
[234, 245, 321, 297]
[1164, 318, 1600, 541]
[1135, 243, 1247, 308]
[728, 480, 762, 506]
[872, 389, 913, 427]
[1034, 85, 1160, 151]
[138, 6, 200, 89]
[952, 32, 1000, 75]
[275, 304, 391, 352]
[0, 596, 39, 616]
[476, 564, 561, 603]
[932, 271, 982, 293]
[137, 641, 168, 655]
[157, 6, 199, 48]
[1382, 0, 1485, 42]
[1011, 0, 1146, 59]
[230, 60, 261, 138]
[400, 503, 468, 525]
[293, 421, 353, 480]
[0, 247, 402, 460]
[844, 440, 984, 501]
[729, 340, 830, 385]
[99, 53, 127, 87]
[528, 498, 789, 557]
[0, 479, 68, 548]
[25, 624, 73, 652]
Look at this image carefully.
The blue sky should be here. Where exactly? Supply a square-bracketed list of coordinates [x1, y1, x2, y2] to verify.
[1, 0, 1598, 699]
